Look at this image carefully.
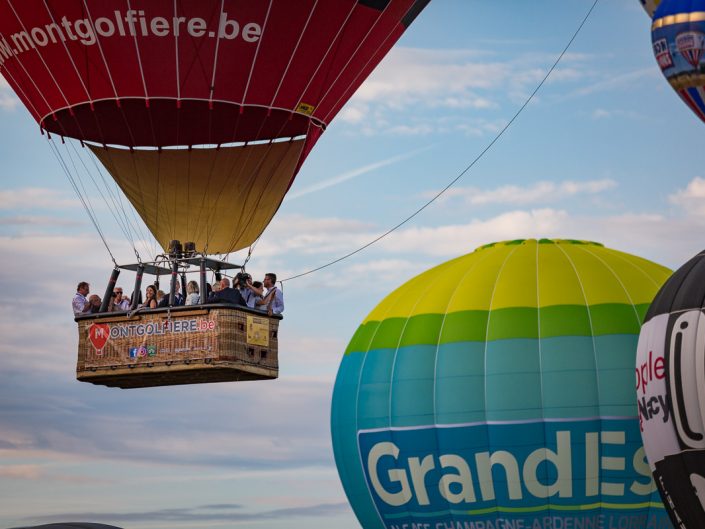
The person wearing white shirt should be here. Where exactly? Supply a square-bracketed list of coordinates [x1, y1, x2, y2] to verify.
[185, 280, 200, 306]
[111, 287, 130, 311]
[72, 281, 91, 316]
[256, 273, 284, 315]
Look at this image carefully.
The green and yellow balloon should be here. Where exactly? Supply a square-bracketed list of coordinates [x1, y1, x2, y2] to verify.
[331, 239, 673, 529]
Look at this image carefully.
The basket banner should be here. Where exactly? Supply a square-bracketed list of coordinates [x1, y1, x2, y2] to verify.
[75, 307, 280, 388]
[80, 312, 220, 367]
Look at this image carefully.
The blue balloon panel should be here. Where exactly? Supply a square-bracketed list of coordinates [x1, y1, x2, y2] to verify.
[652, 0, 705, 123]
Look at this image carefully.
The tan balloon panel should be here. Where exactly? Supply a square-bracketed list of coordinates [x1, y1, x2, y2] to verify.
[90, 140, 305, 254]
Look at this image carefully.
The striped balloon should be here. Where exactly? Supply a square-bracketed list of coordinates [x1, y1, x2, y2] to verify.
[331, 239, 673, 529]
[652, 0, 705, 123]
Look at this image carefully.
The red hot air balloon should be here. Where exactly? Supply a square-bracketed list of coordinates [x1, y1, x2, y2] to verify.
[0, 1, 430, 390]
[0, 0, 429, 254]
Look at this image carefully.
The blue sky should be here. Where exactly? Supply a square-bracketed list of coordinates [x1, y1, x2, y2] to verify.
[1, 1, 704, 528]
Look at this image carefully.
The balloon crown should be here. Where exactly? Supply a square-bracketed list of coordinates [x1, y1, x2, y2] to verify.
[475, 238, 605, 252]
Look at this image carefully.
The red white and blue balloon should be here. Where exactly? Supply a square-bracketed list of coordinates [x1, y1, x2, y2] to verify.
[651, 0, 705, 123]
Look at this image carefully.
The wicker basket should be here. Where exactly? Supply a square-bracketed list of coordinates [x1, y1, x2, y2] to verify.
[76, 305, 280, 388]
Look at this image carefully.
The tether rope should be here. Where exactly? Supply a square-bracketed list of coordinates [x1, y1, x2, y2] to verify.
[279, 0, 600, 283]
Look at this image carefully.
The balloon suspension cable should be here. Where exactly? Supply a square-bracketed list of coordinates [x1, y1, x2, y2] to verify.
[242, 237, 261, 270]
[84, 143, 154, 256]
[67, 140, 144, 259]
[47, 137, 118, 267]
[220, 235, 260, 271]
[281, 0, 600, 283]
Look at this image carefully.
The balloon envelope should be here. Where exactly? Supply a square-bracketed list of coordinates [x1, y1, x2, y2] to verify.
[640, 0, 664, 17]
[88, 140, 305, 254]
[637, 249, 705, 528]
[331, 239, 672, 529]
[651, 0, 705, 124]
[0, 0, 429, 253]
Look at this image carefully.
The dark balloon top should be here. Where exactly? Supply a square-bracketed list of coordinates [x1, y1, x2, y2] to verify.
[9, 524, 124, 529]
[644, 250, 705, 321]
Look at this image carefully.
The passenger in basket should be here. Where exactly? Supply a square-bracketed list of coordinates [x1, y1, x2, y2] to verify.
[142, 285, 158, 309]
[185, 280, 200, 306]
[158, 281, 184, 307]
[72, 281, 91, 316]
[236, 273, 262, 309]
[256, 273, 284, 316]
[208, 277, 245, 306]
[111, 287, 130, 311]
[88, 294, 102, 313]
[156, 289, 165, 305]
[251, 281, 264, 307]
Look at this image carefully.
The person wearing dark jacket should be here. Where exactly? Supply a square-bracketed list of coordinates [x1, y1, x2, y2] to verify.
[158, 281, 184, 307]
[208, 277, 245, 306]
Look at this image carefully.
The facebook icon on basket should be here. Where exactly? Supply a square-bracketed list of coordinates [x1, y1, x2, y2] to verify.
[129, 346, 148, 358]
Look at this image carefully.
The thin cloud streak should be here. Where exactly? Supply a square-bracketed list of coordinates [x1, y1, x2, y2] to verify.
[0, 215, 84, 227]
[0, 188, 80, 210]
[285, 146, 431, 201]
[23, 502, 350, 524]
[557, 67, 657, 100]
[423, 179, 618, 206]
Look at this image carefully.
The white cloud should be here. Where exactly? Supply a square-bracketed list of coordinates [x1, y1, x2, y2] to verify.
[339, 47, 605, 136]
[260, 203, 702, 273]
[280, 334, 347, 374]
[377, 210, 700, 269]
[590, 108, 645, 121]
[384, 123, 436, 136]
[0, 215, 84, 226]
[669, 176, 705, 217]
[423, 179, 617, 206]
[334, 258, 427, 291]
[354, 47, 510, 104]
[592, 108, 612, 119]
[338, 105, 366, 124]
[0, 187, 80, 210]
[255, 215, 378, 258]
[335, 46, 660, 138]
[0, 75, 19, 110]
[377, 209, 571, 257]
